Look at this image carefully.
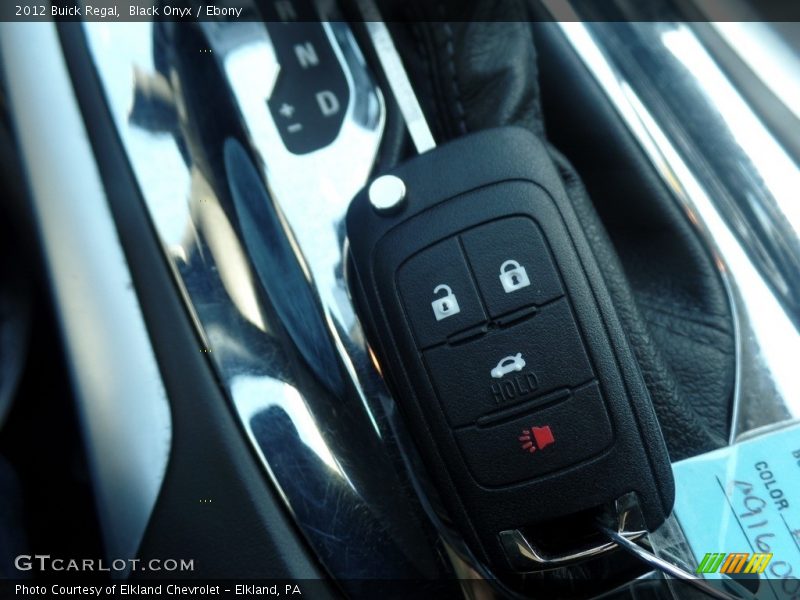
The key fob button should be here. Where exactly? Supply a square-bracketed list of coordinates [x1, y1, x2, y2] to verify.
[462, 217, 564, 318]
[397, 238, 486, 349]
[455, 382, 613, 487]
[423, 299, 593, 427]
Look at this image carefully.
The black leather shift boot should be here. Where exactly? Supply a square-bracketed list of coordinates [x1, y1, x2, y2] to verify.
[380, 4, 734, 460]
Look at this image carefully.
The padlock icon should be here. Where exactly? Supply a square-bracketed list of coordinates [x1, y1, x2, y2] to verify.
[431, 284, 461, 321]
[499, 260, 531, 293]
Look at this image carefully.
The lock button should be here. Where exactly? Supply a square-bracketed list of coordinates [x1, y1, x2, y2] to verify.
[398, 238, 486, 349]
[499, 260, 531, 293]
[462, 217, 564, 318]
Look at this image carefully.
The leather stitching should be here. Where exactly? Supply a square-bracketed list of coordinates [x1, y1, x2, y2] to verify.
[442, 22, 468, 135]
[409, 22, 448, 139]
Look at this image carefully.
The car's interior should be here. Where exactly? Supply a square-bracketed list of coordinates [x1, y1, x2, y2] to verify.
[1, 1, 799, 598]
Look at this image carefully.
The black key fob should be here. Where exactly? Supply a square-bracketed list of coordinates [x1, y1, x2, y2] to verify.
[346, 127, 674, 573]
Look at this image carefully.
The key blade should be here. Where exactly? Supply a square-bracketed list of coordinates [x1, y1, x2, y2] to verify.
[356, 0, 437, 153]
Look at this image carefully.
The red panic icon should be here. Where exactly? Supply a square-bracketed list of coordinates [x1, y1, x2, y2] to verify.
[519, 425, 555, 453]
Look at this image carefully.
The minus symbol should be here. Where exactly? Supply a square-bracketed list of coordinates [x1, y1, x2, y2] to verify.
[287, 123, 303, 133]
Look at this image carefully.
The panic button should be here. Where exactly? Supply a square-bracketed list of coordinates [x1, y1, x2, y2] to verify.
[455, 382, 613, 487]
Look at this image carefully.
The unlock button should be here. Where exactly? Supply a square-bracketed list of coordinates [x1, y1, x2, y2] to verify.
[431, 285, 461, 321]
[398, 238, 486, 349]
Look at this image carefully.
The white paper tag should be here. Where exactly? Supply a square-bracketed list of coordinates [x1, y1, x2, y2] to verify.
[672, 422, 800, 598]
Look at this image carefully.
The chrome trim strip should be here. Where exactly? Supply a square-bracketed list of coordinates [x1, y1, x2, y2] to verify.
[357, 0, 437, 153]
[500, 528, 647, 570]
[710, 22, 800, 124]
[0, 22, 172, 565]
[499, 493, 647, 571]
[82, 16, 460, 586]
[541, 9, 800, 440]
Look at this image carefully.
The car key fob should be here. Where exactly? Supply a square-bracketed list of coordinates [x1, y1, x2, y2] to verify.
[346, 127, 674, 573]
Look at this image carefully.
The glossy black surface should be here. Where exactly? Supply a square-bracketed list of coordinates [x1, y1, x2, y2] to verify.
[265, 22, 350, 154]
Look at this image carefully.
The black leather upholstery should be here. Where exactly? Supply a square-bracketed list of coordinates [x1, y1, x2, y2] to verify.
[535, 22, 734, 458]
[382, 4, 734, 460]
